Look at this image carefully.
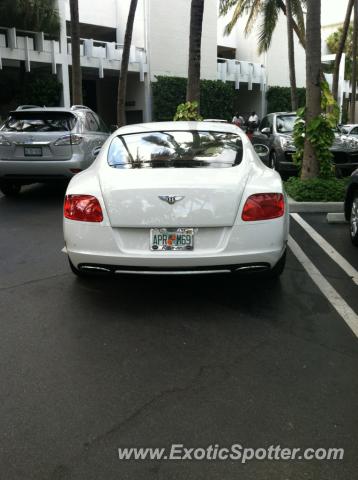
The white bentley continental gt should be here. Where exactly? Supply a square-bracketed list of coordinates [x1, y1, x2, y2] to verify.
[63, 121, 289, 277]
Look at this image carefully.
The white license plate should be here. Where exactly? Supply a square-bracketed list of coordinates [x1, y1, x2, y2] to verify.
[150, 228, 194, 251]
[24, 147, 42, 156]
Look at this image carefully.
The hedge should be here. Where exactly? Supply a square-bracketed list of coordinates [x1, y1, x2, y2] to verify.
[0, 68, 62, 118]
[266, 86, 306, 113]
[152, 76, 240, 121]
[284, 177, 350, 202]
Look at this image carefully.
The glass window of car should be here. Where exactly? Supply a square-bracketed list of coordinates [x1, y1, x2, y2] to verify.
[108, 130, 244, 169]
[83, 112, 101, 132]
[93, 112, 109, 133]
[276, 115, 297, 133]
[1, 112, 77, 132]
[350, 127, 358, 135]
[259, 116, 269, 131]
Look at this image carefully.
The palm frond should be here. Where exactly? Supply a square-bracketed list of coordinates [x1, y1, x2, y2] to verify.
[219, 0, 239, 16]
[244, 0, 264, 35]
[224, 0, 251, 35]
[291, 0, 306, 38]
[257, 0, 280, 54]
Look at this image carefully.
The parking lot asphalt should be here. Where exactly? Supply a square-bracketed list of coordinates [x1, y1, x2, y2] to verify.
[0, 184, 357, 480]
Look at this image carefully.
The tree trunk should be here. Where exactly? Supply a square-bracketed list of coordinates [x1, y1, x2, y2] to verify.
[69, 0, 83, 105]
[301, 0, 321, 180]
[350, 0, 358, 122]
[332, 0, 355, 101]
[186, 0, 205, 109]
[278, 0, 306, 49]
[117, 0, 138, 127]
[286, 0, 298, 110]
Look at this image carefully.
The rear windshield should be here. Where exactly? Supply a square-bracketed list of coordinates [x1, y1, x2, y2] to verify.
[276, 115, 297, 133]
[108, 130, 243, 169]
[1, 112, 77, 132]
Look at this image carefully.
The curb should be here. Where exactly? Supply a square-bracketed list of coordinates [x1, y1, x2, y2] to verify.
[288, 198, 344, 213]
[326, 213, 348, 224]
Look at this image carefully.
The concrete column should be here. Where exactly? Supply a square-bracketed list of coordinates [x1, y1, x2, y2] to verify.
[143, 73, 152, 122]
[338, 53, 346, 122]
[57, 64, 71, 107]
[56, 0, 71, 107]
[143, 0, 152, 121]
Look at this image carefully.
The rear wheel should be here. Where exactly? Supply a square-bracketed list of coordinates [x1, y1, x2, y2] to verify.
[0, 181, 22, 197]
[350, 194, 358, 246]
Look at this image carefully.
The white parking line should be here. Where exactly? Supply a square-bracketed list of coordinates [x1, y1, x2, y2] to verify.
[288, 235, 358, 338]
[291, 213, 358, 286]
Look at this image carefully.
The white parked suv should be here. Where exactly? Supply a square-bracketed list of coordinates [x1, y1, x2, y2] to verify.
[0, 105, 110, 196]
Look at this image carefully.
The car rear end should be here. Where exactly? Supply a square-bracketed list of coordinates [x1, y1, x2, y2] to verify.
[63, 123, 289, 276]
[0, 109, 88, 186]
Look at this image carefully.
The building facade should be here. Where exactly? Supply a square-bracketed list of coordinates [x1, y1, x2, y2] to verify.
[0, 0, 352, 123]
[0, 0, 267, 124]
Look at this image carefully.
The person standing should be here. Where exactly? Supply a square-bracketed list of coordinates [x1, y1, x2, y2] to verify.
[248, 111, 259, 127]
[232, 112, 244, 127]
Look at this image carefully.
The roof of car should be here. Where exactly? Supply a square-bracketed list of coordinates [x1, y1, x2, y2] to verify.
[116, 121, 243, 136]
[10, 106, 92, 114]
[273, 112, 296, 116]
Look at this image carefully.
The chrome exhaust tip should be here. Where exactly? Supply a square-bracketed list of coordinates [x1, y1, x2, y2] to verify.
[79, 265, 112, 273]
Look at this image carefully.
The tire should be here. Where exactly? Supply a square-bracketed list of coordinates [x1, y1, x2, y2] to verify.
[350, 194, 358, 246]
[268, 249, 286, 278]
[0, 182, 21, 197]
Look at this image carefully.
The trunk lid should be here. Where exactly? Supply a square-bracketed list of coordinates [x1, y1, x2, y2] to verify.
[99, 166, 249, 228]
[0, 132, 74, 161]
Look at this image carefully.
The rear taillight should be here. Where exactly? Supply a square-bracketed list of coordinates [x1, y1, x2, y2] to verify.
[242, 193, 285, 221]
[0, 134, 11, 146]
[55, 134, 82, 146]
[64, 195, 103, 222]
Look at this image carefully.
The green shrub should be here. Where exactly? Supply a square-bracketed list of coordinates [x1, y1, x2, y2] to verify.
[266, 86, 306, 113]
[22, 73, 62, 106]
[0, 0, 60, 36]
[292, 81, 339, 179]
[174, 101, 202, 121]
[152, 76, 239, 121]
[284, 177, 350, 202]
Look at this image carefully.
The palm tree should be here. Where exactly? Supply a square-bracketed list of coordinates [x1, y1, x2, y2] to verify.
[0, 0, 60, 35]
[117, 0, 138, 127]
[186, 0, 205, 109]
[286, 0, 297, 110]
[301, 0, 321, 179]
[219, 0, 306, 53]
[332, 0, 355, 101]
[69, 0, 83, 104]
[350, 0, 358, 122]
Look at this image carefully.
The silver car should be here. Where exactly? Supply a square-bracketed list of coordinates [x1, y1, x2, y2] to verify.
[0, 105, 110, 196]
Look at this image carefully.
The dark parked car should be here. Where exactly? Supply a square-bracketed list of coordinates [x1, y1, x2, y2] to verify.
[253, 112, 358, 177]
[344, 169, 358, 246]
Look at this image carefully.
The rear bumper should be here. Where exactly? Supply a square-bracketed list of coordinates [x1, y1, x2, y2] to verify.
[74, 262, 272, 275]
[64, 219, 289, 271]
[0, 153, 89, 182]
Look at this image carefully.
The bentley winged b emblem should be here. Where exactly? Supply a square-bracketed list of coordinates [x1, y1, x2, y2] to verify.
[158, 195, 184, 205]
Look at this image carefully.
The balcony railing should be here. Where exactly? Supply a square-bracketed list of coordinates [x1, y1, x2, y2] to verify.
[217, 58, 266, 91]
[0, 27, 147, 80]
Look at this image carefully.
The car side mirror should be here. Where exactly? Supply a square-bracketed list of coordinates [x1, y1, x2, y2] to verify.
[260, 127, 271, 135]
[253, 144, 270, 159]
[110, 124, 119, 133]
